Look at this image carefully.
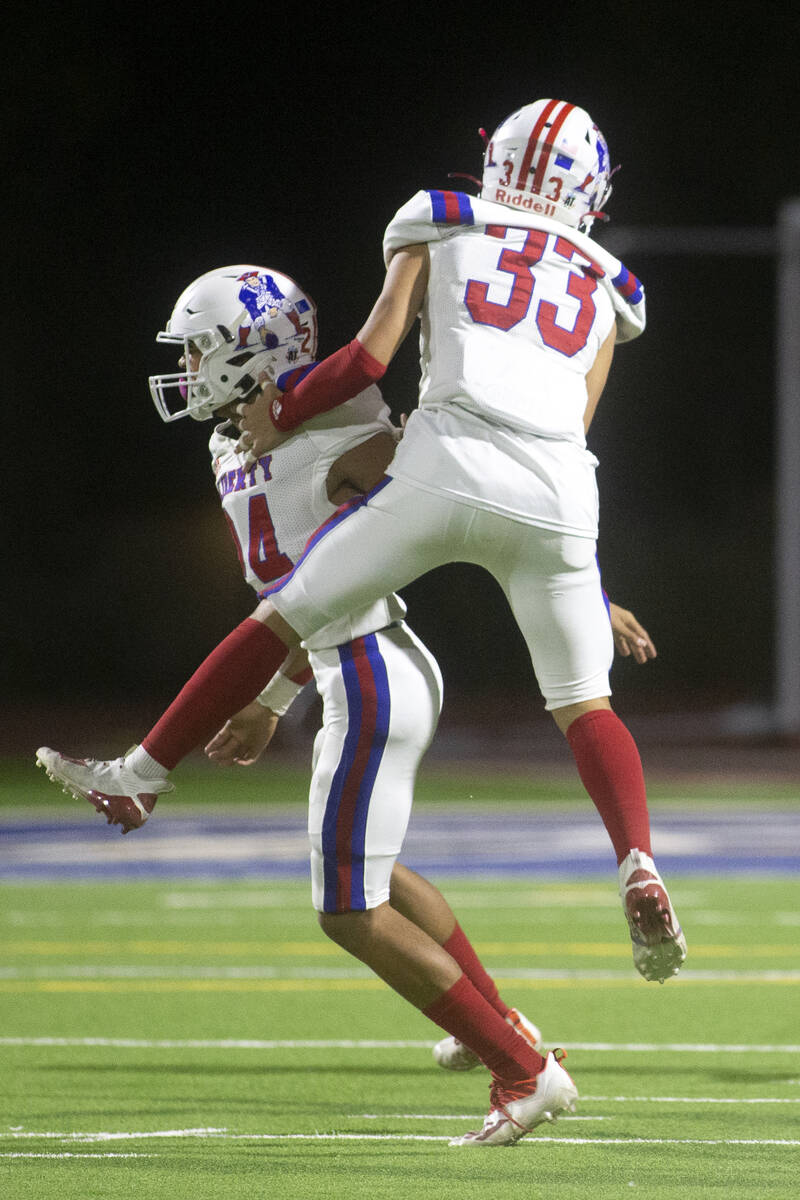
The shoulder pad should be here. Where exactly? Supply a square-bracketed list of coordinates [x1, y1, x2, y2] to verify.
[383, 190, 476, 264]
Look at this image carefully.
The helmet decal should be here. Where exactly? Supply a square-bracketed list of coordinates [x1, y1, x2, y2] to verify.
[235, 271, 307, 350]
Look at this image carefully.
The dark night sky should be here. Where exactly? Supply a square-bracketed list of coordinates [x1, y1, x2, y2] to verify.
[5, 4, 800, 737]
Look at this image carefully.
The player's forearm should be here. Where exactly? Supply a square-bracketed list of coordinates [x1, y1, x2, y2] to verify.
[270, 338, 386, 432]
[357, 244, 429, 365]
[270, 246, 427, 434]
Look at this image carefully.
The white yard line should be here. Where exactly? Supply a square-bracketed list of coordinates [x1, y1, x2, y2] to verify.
[167, 1134, 800, 1146]
[4, 1128, 225, 1143]
[0, 1153, 158, 1159]
[356, 1099, 800, 1118]
[566, 1042, 800, 1052]
[2, 1129, 799, 1148]
[0, 1037, 435, 1049]
[582, 1096, 800, 1104]
[3, 1036, 800, 1052]
[354, 1113, 608, 1121]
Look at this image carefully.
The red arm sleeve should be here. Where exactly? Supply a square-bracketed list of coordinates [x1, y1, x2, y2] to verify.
[270, 338, 386, 432]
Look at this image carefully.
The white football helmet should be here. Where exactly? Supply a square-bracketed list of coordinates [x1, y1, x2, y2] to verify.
[481, 99, 614, 233]
[149, 265, 318, 421]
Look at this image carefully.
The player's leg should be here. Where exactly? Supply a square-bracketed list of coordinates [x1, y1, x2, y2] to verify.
[319, 896, 577, 1147]
[389, 863, 457, 943]
[392, 865, 513, 1006]
[319, 903, 457, 1005]
[551, 697, 651, 863]
[495, 528, 650, 859]
[388, 867, 538, 1026]
[37, 480, 452, 815]
[308, 626, 546, 1098]
[319, 905, 547, 1092]
[550, 698, 686, 982]
[307, 622, 443, 921]
[311, 623, 532, 1028]
[390, 863, 543, 1069]
[142, 479, 452, 772]
[488, 523, 686, 983]
[34, 605, 295, 829]
[137, 608, 297, 771]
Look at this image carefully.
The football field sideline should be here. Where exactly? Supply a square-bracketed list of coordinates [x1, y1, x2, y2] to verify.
[3, 803, 800, 878]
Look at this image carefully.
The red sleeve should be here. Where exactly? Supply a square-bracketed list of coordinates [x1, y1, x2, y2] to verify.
[270, 338, 386, 432]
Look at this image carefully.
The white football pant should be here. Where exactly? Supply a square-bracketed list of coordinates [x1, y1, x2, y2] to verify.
[307, 621, 442, 912]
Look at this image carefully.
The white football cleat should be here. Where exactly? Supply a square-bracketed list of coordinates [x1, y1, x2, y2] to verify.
[36, 746, 174, 835]
[449, 1049, 578, 1147]
[433, 1008, 543, 1071]
[619, 849, 687, 983]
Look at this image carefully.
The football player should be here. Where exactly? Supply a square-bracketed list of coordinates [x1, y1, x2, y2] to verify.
[156, 263, 546, 1071]
[38, 100, 682, 1144]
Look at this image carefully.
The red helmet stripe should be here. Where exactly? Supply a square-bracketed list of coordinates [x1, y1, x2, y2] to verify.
[513, 99, 561, 191]
[530, 101, 575, 194]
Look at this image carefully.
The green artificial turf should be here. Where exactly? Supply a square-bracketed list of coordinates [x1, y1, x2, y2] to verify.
[2, 872, 799, 1199]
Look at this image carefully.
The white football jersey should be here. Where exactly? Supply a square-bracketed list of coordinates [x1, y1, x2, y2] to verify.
[209, 387, 406, 650]
[381, 190, 647, 537]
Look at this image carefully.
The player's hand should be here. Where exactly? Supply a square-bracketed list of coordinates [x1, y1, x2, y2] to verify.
[609, 602, 657, 665]
[204, 702, 279, 766]
[236, 379, 291, 462]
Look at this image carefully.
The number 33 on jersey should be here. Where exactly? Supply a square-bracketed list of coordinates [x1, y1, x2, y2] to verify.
[383, 188, 645, 444]
[465, 226, 600, 356]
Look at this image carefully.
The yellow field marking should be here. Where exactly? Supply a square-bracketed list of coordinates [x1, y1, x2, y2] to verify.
[476, 942, 800, 958]
[0, 978, 385, 993]
[0, 975, 797, 994]
[4, 938, 798, 962]
[0, 941, 341, 957]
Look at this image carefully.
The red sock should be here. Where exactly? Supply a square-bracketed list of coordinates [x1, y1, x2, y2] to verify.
[566, 709, 652, 864]
[423, 974, 544, 1081]
[142, 618, 288, 770]
[442, 924, 510, 1019]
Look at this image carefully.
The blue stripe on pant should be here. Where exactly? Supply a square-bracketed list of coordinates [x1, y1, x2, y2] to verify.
[321, 633, 391, 912]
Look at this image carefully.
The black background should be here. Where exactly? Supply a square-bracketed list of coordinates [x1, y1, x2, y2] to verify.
[5, 3, 799, 745]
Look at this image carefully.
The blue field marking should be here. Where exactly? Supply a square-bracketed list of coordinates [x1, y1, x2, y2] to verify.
[1, 806, 798, 879]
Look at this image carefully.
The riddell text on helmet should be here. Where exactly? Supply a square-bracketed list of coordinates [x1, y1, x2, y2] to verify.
[492, 189, 558, 216]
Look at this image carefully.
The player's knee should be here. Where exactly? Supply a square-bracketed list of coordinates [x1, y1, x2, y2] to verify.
[318, 907, 377, 950]
[551, 696, 612, 735]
